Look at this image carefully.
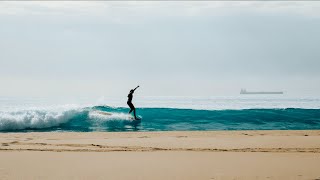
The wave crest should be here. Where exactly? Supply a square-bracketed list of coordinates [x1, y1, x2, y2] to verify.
[0, 108, 83, 131]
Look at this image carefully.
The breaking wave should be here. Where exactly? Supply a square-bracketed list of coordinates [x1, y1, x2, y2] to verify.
[0, 107, 85, 131]
[0, 105, 320, 132]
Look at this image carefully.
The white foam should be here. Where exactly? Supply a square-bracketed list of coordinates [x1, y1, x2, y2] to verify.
[0, 106, 84, 131]
[89, 111, 134, 121]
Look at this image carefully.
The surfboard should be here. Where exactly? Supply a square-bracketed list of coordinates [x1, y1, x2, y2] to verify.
[96, 111, 112, 116]
[128, 116, 141, 121]
[96, 111, 141, 120]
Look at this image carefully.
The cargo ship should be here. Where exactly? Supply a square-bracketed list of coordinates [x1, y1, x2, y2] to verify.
[240, 89, 283, 95]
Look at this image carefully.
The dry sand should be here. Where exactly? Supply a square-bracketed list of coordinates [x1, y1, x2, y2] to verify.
[0, 130, 320, 180]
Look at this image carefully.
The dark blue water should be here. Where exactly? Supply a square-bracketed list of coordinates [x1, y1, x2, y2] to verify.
[1, 106, 319, 132]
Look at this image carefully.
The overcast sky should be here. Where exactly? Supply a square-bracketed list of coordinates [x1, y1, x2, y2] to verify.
[0, 1, 320, 98]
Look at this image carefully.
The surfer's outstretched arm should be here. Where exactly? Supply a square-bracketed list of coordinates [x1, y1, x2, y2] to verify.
[133, 85, 139, 92]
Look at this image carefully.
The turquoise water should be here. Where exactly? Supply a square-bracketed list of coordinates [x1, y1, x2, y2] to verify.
[0, 96, 320, 132]
[1, 105, 320, 132]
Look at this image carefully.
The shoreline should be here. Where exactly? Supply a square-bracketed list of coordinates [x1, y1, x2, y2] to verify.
[1, 130, 319, 153]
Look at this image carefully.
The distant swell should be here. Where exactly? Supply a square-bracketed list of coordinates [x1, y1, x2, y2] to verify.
[0, 106, 320, 132]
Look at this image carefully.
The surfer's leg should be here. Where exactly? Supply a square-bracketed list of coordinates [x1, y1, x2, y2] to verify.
[128, 102, 133, 114]
[128, 103, 135, 114]
[133, 108, 137, 119]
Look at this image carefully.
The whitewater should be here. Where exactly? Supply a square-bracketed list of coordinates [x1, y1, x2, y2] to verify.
[0, 96, 320, 132]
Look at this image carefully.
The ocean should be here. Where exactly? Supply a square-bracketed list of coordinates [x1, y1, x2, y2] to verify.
[0, 96, 320, 132]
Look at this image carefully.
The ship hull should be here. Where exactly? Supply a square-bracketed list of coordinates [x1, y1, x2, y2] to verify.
[240, 92, 283, 95]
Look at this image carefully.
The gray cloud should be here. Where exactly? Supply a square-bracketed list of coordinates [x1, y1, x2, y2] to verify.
[0, 2, 319, 97]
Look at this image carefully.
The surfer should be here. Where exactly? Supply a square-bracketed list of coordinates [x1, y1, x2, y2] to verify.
[127, 85, 139, 120]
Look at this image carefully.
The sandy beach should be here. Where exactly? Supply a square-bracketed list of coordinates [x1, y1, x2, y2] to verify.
[0, 130, 320, 180]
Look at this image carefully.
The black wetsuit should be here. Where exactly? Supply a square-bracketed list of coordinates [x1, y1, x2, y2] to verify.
[127, 92, 137, 119]
[127, 93, 135, 110]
